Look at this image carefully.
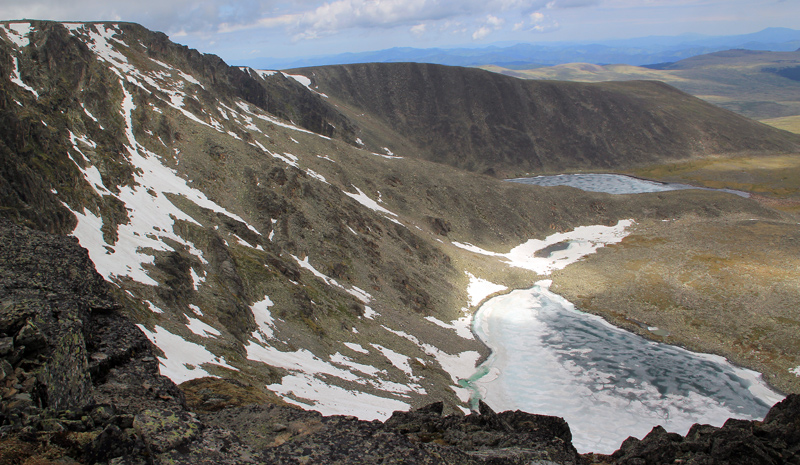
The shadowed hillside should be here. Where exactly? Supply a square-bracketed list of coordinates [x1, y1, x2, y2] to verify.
[295, 62, 800, 176]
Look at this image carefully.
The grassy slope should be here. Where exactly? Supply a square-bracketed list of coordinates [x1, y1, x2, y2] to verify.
[761, 115, 800, 134]
[482, 50, 800, 124]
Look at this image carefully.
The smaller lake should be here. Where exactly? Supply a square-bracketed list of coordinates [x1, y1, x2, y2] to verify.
[509, 173, 749, 197]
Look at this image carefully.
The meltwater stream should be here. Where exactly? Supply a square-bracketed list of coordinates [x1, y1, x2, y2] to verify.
[469, 283, 784, 454]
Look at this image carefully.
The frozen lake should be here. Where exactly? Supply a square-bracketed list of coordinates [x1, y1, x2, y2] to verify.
[509, 173, 749, 197]
[469, 282, 783, 454]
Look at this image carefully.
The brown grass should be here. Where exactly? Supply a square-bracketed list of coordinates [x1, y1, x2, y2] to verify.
[761, 115, 800, 134]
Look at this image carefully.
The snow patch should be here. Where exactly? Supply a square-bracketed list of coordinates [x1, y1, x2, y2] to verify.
[292, 255, 372, 303]
[245, 341, 415, 419]
[188, 304, 203, 316]
[273, 152, 299, 168]
[9, 56, 38, 97]
[344, 186, 402, 225]
[283, 72, 328, 97]
[254, 69, 277, 78]
[190, 268, 205, 290]
[81, 103, 99, 122]
[1, 22, 32, 48]
[251, 297, 276, 339]
[425, 315, 474, 340]
[371, 344, 421, 383]
[305, 168, 328, 184]
[136, 324, 237, 384]
[453, 220, 634, 275]
[68, 78, 259, 287]
[363, 306, 379, 319]
[186, 317, 221, 338]
[267, 373, 410, 420]
[344, 342, 370, 354]
[381, 326, 480, 385]
[466, 272, 507, 307]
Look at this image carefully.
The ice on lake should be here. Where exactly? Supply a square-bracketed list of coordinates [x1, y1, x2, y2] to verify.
[470, 283, 782, 454]
[509, 173, 749, 197]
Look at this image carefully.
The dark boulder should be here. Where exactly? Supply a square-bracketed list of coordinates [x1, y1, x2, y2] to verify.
[610, 394, 800, 464]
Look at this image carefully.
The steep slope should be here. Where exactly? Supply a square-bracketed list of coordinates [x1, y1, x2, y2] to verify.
[2, 20, 798, 433]
[290, 62, 800, 176]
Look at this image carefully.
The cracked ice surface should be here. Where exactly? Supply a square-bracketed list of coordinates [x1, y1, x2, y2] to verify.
[472, 282, 784, 454]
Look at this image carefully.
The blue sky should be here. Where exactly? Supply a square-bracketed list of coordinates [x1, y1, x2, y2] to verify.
[4, 0, 799, 63]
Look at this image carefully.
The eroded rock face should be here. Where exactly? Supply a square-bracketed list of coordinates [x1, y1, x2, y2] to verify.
[201, 400, 583, 465]
[0, 218, 250, 464]
[0, 217, 108, 412]
[608, 395, 800, 465]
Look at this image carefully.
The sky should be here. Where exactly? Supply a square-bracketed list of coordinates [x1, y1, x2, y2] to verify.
[3, 0, 799, 64]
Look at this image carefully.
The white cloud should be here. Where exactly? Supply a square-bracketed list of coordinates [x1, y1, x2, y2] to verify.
[486, 15, 505, 27]
[220, 0, 558, 40]
[8, 0, 794, 56]
[510, 10, 559, 33]
[2, 0, 269, 35]
[472, 13, 507, 40]
[472, 25, 492, 40]
[0, 0, 591, 41]
[546, 0, 600, 7]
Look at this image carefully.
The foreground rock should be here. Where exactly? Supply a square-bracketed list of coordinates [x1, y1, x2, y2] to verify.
[0, 218, 255, 463]
[604, 394, 800, 464]
[1, 218, 798, 464]
[202, 400, 582, 464]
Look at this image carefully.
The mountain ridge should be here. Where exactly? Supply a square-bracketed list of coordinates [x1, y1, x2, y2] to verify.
[291, 62, 800, 176]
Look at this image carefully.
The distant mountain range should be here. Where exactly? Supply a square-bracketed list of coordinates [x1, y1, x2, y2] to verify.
[242, 27, 800, 70]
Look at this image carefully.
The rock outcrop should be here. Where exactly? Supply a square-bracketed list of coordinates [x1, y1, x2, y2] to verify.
[0, 218, 253, 463]
[605, 394, 800, 464]
[202, 400, 582, 464]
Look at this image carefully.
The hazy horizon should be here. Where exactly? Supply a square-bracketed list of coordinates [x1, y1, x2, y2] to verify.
[3, 1, 799, 66]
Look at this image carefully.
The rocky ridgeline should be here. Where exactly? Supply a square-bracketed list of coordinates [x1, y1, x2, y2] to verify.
[1, 218, 799, 464]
